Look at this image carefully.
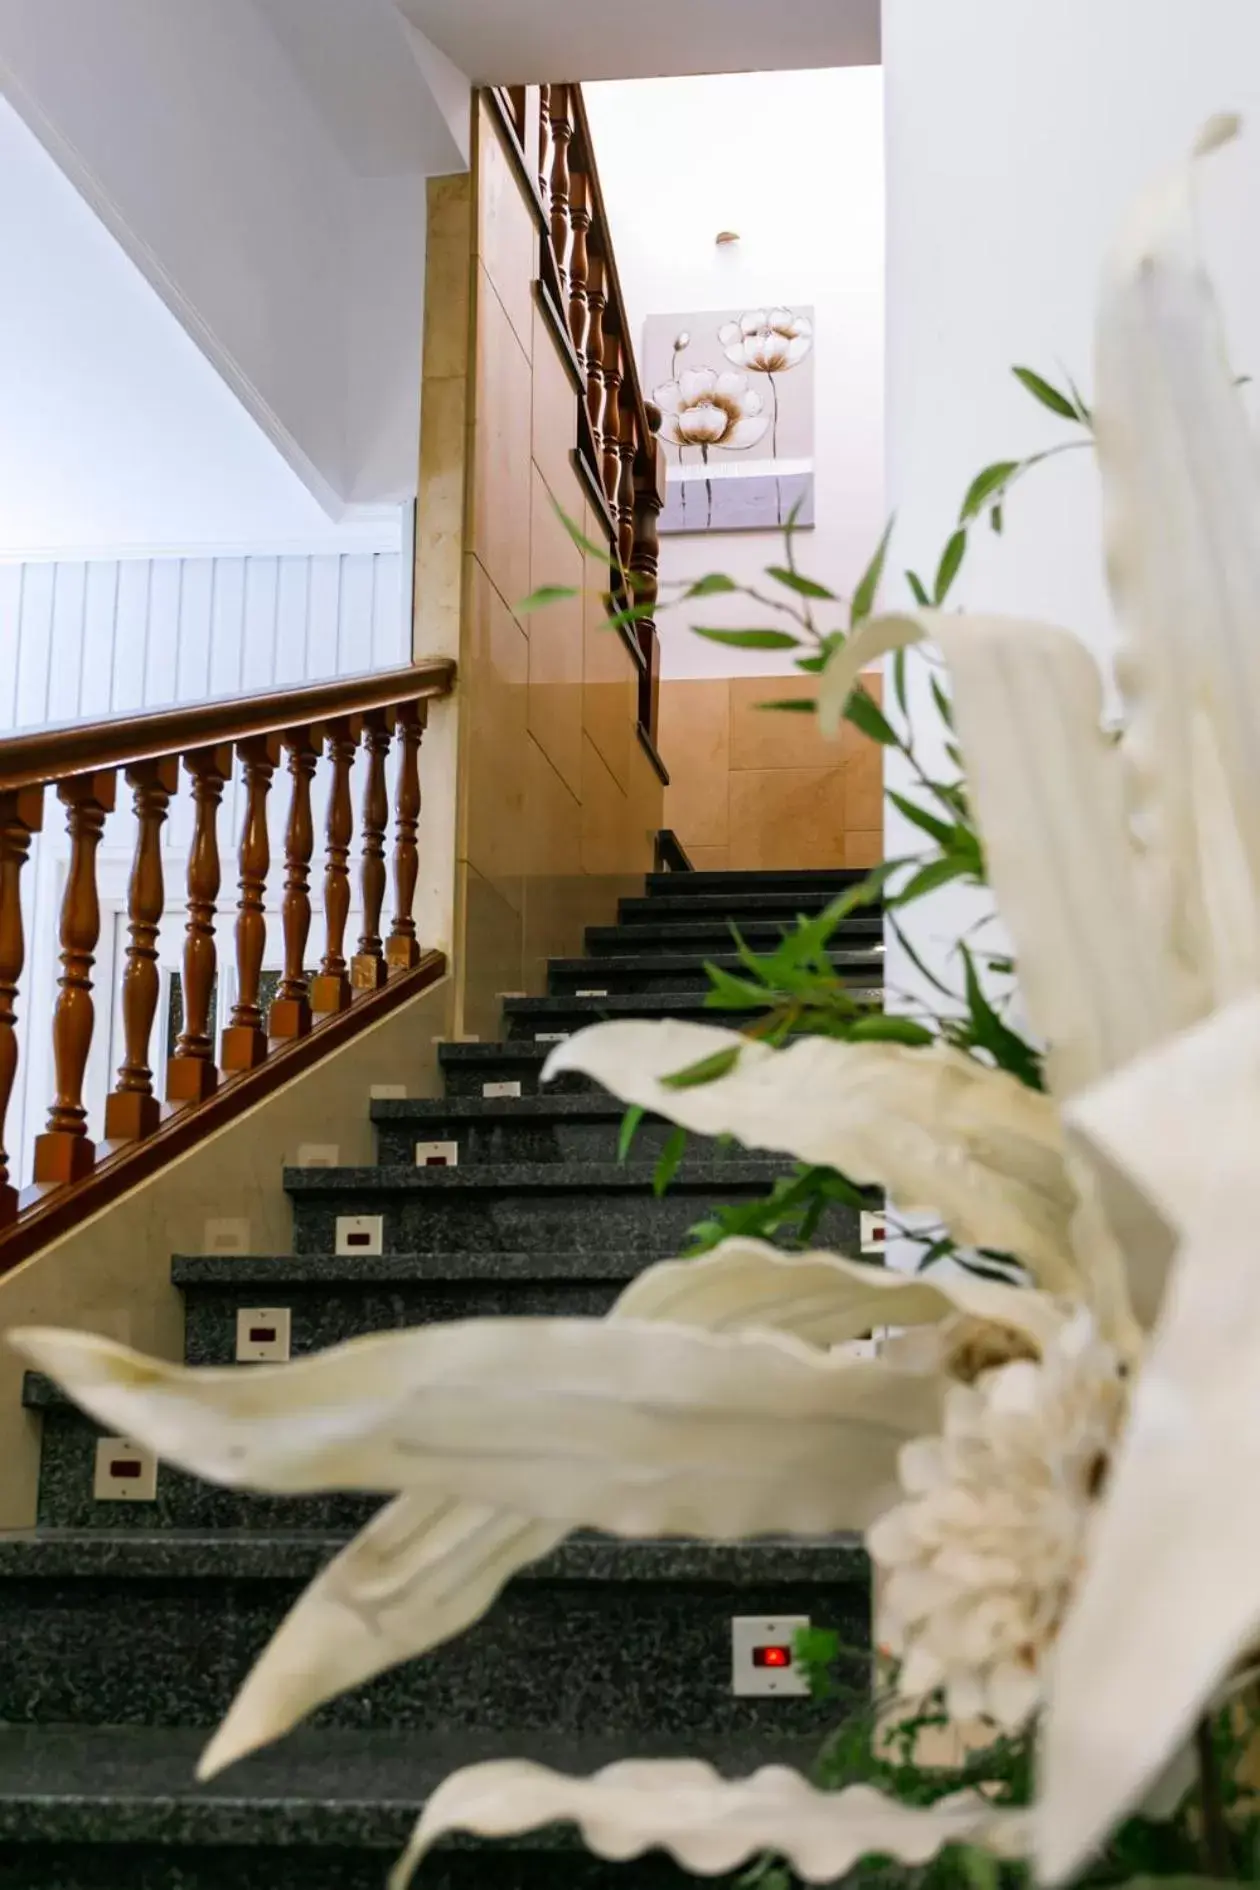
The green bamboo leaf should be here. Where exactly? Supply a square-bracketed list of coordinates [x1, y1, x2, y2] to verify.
[844, 688, 898, 746]
[905, 570, 931, 608]
[518, 585, 579, 613]
[846, 1014, 935, 1047]
[1012, 364, 1081, 421]
[886, 789, 958, 850]
[765, 565, 836, 600]
[887, 909, 957, 1000]
[959, 944, 1044, 1090]
[554, 504, 617, 561]
[850, 516, 895, 627]
[891, 855, 972, 907]
[930, 672, 954, 729]
[892, 645, 908, 718]
[989, 503, 1004, 535]
[617, 1104, 645, 1163]
[755, 697, 817, 714]
[661, 1045, 742, 1090]
[959, 460, 1019, 523]
[933, 528, 967, 605]
[653, 1126, 688, 1196]
[1064, 370, 1093, 424]
[692, 627, 800, 650]
[686, 573, 739, 598]
[703, 966, 774, 1011]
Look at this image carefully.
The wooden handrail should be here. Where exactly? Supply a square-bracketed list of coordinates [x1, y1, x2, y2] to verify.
[568, 86, 652, 469]
[0, 659, 455, 792]
[0, 659, 455, 1270]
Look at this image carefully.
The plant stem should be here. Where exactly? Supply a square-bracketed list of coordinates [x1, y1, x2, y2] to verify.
[1195, 1716, 1232, 1878]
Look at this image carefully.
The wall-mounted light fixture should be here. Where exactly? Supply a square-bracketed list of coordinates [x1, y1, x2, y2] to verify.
[715, 230, 740, 246]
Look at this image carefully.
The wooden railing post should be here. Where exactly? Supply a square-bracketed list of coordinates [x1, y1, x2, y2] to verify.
[601, 329, 624, 516]
[105, 758, 178, 1141]
[386, 702, 425, 971]
[34, 770, 116, 1184]
[585, 251, 607, 461]
[221, 733, 281, 1071]
[568, 169, 591, 361]
[311, 717, 359, 1014]
[167, 745, 230, 1105]
[270, 726, 318, 1040]
[616, 386, 637, 570]
[537, 84, 553, 215]
[548, 83, 573, 296]
[351, 711, 392, 992]
[0, 787, 42, 1220]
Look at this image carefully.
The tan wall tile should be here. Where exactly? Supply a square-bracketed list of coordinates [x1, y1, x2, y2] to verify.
[460, 559, 529, 914]
[581, 731, 628, 879]
[470, 264, 533, 613]
[414, 376, 468, 660]
[527, 465, 584, 800]
[684, 845, 730, 871]
[458, 861, 524, 1042]
[624, 734, 666, 873]
[583, 530, 636, 791]
[474, 98, 538, 358]
[844, 829, 884, 868]
[659, 679, 730, 850]
[423, 172, 473, 383]
[429, 172, 472, 242]
[842, 721, 885, 832]
[532, 298, 582, 516]
[522, 733, 585, 991]
[728, 766, 847, 871]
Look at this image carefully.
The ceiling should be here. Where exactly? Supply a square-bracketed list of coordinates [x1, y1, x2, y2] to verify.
[394, 0, 880, 83]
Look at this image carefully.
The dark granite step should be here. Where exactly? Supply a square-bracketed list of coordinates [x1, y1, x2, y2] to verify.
[0, 1529, 866, 1739]
[438, 1041, 589, 1097]
[584, 914, 883, 957]
[370, 1095, 746, 1169]
[618, 891, 867, 925]
[282, 1160, 861, 1258]
[0, 1724, 807, 1888]
[502, 988, 883, 1041]
[173, 1249, 658, 1365]
[644, 869, 868, 898]
[546, 948, 884, 996]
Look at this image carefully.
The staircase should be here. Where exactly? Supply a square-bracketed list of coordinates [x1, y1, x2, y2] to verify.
[0, 867, 882, 1889]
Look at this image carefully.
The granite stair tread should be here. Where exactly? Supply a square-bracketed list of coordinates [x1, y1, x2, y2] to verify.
[0, 1528, 866, 1584]
[644, 869, 868, 896]
[283, 1157, 800, 1192]
[618, 891, 866, 923]
[171, 1249, 672, 1286]
[502, 989, 882, 1025]
[585, 916, 882, 953]
[546, 948, 883, 980]
[0, 1723, 819, 1850]
[371, 1095, 636, 1123]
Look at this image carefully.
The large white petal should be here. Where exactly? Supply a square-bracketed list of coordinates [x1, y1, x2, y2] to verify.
[716, 321, 740, 346]
[714, 369, 752, 401]
[785, 334, 814, 365]
[1039, 1005, 1260, 1880]
[545, 1020, 1079, 1290]
[725, 414, 771, 450]
[10, 1318, 940, 1538]
[679, 366, 717, 401]
[617, 1236, 1066, 1354]
[652, 379, 682, 415]
[391, 1758, 1027, 1890]
[1096, 115, 1260, 1021]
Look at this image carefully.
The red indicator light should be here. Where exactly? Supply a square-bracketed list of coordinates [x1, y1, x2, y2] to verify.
[248, 1328, 277, 1344]
[424, 1156, 449, 1166]
[109, 1460, 143, 1480]
[752, 1644, 792, 1669]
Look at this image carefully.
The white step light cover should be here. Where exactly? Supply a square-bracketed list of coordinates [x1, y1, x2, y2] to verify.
[235, 1307, 292, 1363]
[94, 1438, 158, 1503]
[335, 1214, 384, 1257]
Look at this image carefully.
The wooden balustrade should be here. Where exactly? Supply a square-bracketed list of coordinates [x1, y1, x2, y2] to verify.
[490, 83, 667, 761]
[0, 658, 453, 1267]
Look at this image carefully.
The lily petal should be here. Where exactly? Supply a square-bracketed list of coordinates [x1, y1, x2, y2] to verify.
[10, 1318, 940, 1539]
[545, 1020, 1080, 1291]
[390, 1758, 1027, 1890]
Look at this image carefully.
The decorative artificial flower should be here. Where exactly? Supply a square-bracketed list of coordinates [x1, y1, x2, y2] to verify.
[718, 306, 814, 374]
[12, 115, 1258, 1890]
[651, 366, 769, 451]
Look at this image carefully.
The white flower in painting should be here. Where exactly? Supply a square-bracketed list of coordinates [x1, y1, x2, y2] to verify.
[718, 306, 814, 373]
[652, 367, 769, 451]
[869, 1311, 1126, 1732]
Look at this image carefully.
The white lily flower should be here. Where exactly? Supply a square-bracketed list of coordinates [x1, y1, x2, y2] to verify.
[10, 116, 1259, 1889]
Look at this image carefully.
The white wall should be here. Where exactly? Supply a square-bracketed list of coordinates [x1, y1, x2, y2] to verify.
[0, 0, 468, 520]
[585, 67, 885, 679]
[881, 0, 1260, 1003]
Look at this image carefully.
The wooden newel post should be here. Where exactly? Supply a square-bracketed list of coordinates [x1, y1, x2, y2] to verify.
[386, 702, 426, 971]
[351, 712, 392, 992]
[221, 733, 281, 1071]
[311, 717, 359, 1014]
[269, 726, 318, 1040]
[0, 787, 43, 1220]
[548, 83, 573, 295]
[34, 770, 116, 1185]
[105, 758, 178, 1141]
[167, 744, 230, 1104]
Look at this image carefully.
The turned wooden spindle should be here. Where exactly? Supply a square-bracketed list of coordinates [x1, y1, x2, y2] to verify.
[537, 84, 553, 213]
[617, 392, 638, 571]
[585, 252, 607, 460]
[269, 727, 318, 1040]
[311, 718, 359, 1014]
[351, 712, 392, 991]
[632, 433, 667, 627]
[221, 734, 281, 1070]
[167, 745, 230, 1104]
[34, 771, 116, 1185]
[105, 759, 178, 1141]
[386, 703, 426, 972]
[567, 169, 591, 360]
[602, 331, 624, 512]
[548, 83, 573, 293]
[0, 787, 42, 1220]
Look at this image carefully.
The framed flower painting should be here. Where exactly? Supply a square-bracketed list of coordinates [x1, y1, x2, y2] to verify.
[642, 306, 815, 534]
